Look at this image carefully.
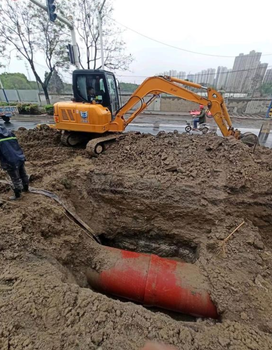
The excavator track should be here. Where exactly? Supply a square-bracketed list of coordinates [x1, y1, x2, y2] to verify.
[86, 133, 120, 157]
[61, 131, 84, 147]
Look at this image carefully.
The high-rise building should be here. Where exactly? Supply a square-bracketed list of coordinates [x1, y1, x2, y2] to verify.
[177, 71, 186, 80]
[160, 70, 187, 79]
[187, 74, 194, 82]
[227, 50, 267, 93]
[169, 70, 177, 77]
[206, 68, 216, 85]
[251, 63, 268, 91]
[192, 69, 216, 86]
[225, 69, 233, 90]
[263, 68, 272, 84]
[200, 70, 207, 84]
[215, 66, 228, 89]
[195, 73, 201, 83]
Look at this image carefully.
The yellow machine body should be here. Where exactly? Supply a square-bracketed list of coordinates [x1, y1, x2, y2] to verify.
[54, 101, 113, 133]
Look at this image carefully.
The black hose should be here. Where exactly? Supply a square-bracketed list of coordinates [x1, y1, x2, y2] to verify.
[0, 180, 101, 244]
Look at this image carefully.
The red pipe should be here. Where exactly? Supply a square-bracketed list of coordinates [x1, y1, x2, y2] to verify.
[87, 247, 218, 319]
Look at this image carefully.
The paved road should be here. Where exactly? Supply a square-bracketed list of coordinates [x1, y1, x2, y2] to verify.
[2, 118, 272, 148]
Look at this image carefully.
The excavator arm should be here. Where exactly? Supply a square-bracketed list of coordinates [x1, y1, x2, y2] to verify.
[110, 76, 240, 138]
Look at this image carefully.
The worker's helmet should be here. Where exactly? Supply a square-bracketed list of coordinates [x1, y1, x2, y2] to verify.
[199, 104, 204, 109]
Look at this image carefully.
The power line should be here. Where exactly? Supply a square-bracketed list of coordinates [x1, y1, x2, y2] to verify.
[107, 16, 272, 58]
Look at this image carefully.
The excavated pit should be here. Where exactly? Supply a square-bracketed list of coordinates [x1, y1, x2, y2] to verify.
[100, 233, 199, 263]
[0, 128, 272, 350]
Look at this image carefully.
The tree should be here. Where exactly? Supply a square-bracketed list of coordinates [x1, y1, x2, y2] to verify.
[0, 73, 37, 90]
[0, 0, 69, 104]
[47, 70, 65, 94]
[69, 0, 133, 70]
[119, 82, 139, 92]
[260, 83, 272, 97]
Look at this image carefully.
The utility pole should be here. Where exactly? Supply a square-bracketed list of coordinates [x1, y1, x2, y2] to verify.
[29, 0, 80, 69]
[98, 0, 106, 70]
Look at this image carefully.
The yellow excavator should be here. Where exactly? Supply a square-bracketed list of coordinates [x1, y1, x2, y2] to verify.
[52, 69, 256, 155]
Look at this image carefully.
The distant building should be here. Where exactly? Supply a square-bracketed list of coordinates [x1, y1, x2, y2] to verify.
[169, 70, 177, 77]
[263, 68, 272, 84]
[215, 66, 228, 89]
[192, 69, 215, 86]
[200, 70, 207, 84]
[195, 73, 201, 83]
[225, 69, 233, 90]
[177, 71, 186, 80]
[252, 63, 268, 91]
[187, 74, 194, 82]
[227, 50, 267, 93]
[206, 68, 216, 85]
[160, 70, 186, 79]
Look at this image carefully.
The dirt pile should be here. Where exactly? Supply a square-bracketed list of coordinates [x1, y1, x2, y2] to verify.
[92, 131, 270, 188]
[0, 129, 272, 349]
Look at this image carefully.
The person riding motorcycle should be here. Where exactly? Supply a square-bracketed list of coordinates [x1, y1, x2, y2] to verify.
[193, 105, 206, 129]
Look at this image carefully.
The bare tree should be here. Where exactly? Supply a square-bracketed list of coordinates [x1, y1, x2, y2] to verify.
[0, 0, 69, 104]
[70, 0, 133, 70]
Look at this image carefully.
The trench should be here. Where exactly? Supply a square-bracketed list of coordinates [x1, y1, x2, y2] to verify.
[65, 184, 272, 324]
[48, 180, 272, 323]
[2, 177, 272, 322]
[16, 185, 204, 320]
[0, 180, 206, 321]
[100, 233, 199, 264]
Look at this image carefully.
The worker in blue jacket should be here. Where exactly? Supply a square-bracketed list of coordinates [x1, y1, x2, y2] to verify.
[0, 126, 29, 199]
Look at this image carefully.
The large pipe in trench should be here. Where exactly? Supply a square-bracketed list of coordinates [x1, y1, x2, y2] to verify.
[87, 247, 218, 319]
[0, 183, 217, 318]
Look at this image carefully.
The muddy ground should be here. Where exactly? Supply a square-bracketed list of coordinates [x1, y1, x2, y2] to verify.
[0, 128, 272, 350]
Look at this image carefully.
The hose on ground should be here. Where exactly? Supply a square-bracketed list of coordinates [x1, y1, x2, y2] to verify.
[0, 180, 101, 244]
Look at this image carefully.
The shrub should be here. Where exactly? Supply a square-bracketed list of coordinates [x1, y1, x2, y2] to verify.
[0, 102, 19, 107]
[45, 104, 54, 115]
[17, 103, 39, 115]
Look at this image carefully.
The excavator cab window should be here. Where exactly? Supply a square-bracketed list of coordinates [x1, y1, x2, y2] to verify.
[73, 71, 104, 103]
[76, 75, 88, 101]
[105, 73, 120, 116]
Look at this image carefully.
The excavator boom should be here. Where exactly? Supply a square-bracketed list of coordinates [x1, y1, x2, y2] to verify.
[109, 76, 239, 138]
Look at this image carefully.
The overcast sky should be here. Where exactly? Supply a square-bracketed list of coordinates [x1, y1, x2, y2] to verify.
[1, 0, 272, 84]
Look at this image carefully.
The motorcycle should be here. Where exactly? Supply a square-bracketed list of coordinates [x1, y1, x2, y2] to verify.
[185, 121, 210, 134]
[185, 110, 211, 134]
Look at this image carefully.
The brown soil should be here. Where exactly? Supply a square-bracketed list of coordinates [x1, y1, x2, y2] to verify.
[0, 128, 272, 349]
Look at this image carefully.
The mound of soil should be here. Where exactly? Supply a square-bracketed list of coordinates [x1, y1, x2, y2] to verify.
[0, 129, 272, 349]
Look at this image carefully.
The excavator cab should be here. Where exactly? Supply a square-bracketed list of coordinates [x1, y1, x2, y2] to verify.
[73, 70, 120, 117]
